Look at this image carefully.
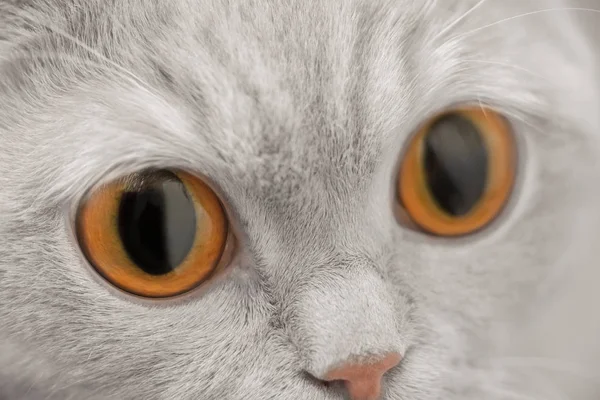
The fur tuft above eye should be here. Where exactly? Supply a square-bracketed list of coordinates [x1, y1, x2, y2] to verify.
[397, 107, 517, 236]
[76, 170, 229, 298]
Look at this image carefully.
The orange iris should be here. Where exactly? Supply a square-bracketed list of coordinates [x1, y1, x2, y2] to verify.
[398, 107, 517, 236]
[77, 170, 228, 298]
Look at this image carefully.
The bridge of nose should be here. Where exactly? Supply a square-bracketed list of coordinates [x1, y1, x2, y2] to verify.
[284, 267, 407, 380]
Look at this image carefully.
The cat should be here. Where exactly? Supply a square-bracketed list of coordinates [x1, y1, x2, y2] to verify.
[1, 0, 600, 399]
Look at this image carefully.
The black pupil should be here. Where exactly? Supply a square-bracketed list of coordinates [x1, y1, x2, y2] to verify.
[118, 174, 197, 276]
[423, 114, 488, 216]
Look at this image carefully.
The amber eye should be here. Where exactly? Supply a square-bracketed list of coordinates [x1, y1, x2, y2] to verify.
[77, 170, 228, 298]
[397, 107, 517, 236]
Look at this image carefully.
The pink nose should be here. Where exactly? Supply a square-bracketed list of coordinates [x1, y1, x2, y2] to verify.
[324, 352, 402, 400]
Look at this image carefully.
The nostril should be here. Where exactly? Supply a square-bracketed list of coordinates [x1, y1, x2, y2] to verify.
[323, 352, 402, 400]
[302, 371, 333, 388]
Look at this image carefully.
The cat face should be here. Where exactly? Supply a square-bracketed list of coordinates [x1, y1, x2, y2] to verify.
[1, 0, 599, 399]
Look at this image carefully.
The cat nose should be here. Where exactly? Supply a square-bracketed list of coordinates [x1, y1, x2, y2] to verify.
[323, 352, 402, 400]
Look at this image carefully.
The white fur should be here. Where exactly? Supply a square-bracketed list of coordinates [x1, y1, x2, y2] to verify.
[1, 0, 599, 399]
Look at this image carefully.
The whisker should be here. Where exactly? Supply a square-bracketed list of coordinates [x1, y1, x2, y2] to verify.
[4, 9, 156, 99]
[481, 377, 569, 400]
[2, 49, 154, 90]
[431, 0, 490, 43]
[461, 59, 549, 83]
[476, 96, 491, 122]
[437, 58, 547, 133]
[454, 8, 600, 41]
[48, 33, 149, 92]
[493, 356, 600, 381]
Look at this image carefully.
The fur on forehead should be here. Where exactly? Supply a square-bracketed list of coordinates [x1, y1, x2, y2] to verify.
[1, 0, 592, 214]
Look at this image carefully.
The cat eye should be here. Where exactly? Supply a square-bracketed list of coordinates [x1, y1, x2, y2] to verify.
[397, 107, 517, 236]
[76, 170, 228, 298]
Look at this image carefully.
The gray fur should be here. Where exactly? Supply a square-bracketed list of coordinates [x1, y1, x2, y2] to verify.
[1, 0, 600, 399]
